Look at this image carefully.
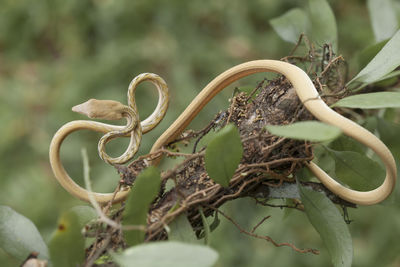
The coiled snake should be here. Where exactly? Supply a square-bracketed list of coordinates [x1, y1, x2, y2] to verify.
[49, 60, 397, 206]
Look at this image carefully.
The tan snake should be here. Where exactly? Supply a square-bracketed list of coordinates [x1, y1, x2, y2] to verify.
[49, 73, 169, 203]
[49, 60, 397, 206]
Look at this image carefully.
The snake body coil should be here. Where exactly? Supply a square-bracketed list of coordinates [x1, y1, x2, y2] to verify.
[49, 73, 168, 203]
[49, 60, 397, 205]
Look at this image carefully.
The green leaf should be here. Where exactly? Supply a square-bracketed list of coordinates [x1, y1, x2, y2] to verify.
[297, 166, 314, 181]
[377, 118, 400, 160]
[168, 214, 198, 244]
[374, 70, 400, 87]
[315, 148, 336, 178]
[299, 185, 352, 267]
[329, 135, 366, 154]
[205, 124, 243, 187]
[69, 205, 98, 227]
[265, 121, 342, 142]
[352, 71, 400, 92]
[0, 206, 49, 261]
[378, 70, 400, 81]
[349, 30, 400, 85]
[48, 210, 85, 267]
[332, 92, 400, 109]
[113, 241, 219, 267]
[199, 208, 210, 245]
[123, 166, 161, 246]
[198, 212, 221, 240]
[367, 0, 398, 42]
[383, 107, 397, 121]
[377, 118, 400, 204]
[283, 199, 296, 219]
[357, 39, 388, 70]
[363, 116, 378, 133]
[209, 212, 220, 233]
[308, 0, 338, 51]
[328, 149, 385, 191]
[270, 8, 310, 44]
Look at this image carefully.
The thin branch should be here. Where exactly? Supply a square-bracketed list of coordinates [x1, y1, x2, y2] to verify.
[81, 148, 121, 229]
[210, 207, 319, 255]
[251, 215, 271, 233]
[84, 236, 111, 267]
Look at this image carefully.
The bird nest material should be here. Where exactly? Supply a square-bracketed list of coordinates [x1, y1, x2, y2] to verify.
[85, 42, 353, 263]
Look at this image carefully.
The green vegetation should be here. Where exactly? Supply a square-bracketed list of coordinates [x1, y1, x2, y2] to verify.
[1, 0, 400, 266]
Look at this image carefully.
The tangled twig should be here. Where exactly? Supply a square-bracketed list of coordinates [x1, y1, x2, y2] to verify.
[208, 206, 319, 255]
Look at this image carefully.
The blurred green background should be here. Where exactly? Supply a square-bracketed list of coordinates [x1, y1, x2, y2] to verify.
[1, 0, 400, 266]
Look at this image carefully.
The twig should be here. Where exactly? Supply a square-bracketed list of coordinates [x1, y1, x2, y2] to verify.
[81, 148, 121, 229]
[254, 198, 304, 211]
[244, 78, 267, 103]
[251, 215, 271, 233]
[225, 96, 237, 125]
[210, 207, 319, 255]
[85, 236, 112, 267]
[161, 151, 205, 181]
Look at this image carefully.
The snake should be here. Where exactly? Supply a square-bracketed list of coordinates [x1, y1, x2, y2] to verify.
[49, 60, 397, 206]
[49, 73, 169, 203]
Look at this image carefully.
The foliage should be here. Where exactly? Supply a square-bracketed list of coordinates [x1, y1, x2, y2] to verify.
[48, 210, 86, 267]
[168, 215, 199, 244]
[205, 123, 243, 187]
[113, 241, 218, 267]
[1, 0, 400, 266]
[123, 166, 161, 246]
[307, 0, 338, 52]
[348, 30, 400, 87]
[332, 92, 400, 109]
[0, 206, 48, 261]
[326, 148, 384, 191]
[367, 0, 399, 42]
[300, 185, 353, 267]
[270, 0, 337, 51]
[265, 121, 342, 142]
[0, 205, 96, 266]
[270, 8, 309, 44]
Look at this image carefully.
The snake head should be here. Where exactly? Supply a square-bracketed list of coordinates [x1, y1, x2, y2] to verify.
[72, 99, 127, 120]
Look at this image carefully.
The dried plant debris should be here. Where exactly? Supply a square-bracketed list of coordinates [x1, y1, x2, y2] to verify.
[85, 43, 353, 262]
